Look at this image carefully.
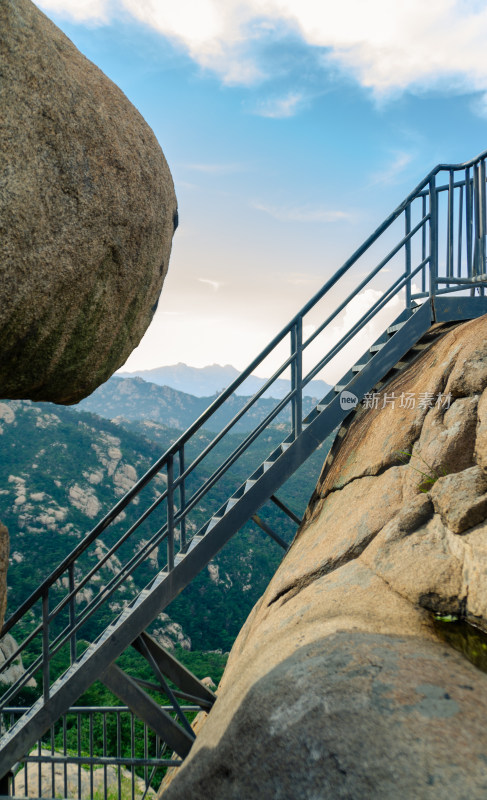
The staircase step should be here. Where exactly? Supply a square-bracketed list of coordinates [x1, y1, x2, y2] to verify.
[206, 516, 222, 532]
[334, 385, 346, 393]
[393, 360, 409, 370]
[244, 479, 257, 493]
[225, 498, 239, 513]
[187, 535, 203, 552]
[352, 363, 367, 373]
[369, 343, 385, 353]
[387, 321, 406, 334]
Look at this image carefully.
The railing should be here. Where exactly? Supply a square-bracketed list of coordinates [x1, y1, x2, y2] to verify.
[1, 149, 487, 708]
[1, 704, 196, 799]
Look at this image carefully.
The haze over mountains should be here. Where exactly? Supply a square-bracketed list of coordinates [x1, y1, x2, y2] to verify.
[118, 363, 330, 400]
[77, 376, 321, 432]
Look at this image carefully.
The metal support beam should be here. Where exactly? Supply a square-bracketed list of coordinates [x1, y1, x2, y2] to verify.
[251, 514, 288, 550]
[134, 635, 195, 739]
[100, 663, 194, 759]
[270, 494, 301, 525]
[132, 632, 216, 708]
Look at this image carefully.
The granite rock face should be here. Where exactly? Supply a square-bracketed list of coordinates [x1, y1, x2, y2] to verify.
[0, 0, 177, 404]
[161, 315, 487, 799]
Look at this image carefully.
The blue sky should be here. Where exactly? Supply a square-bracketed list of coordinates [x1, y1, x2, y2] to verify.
[34, 0, 487, 380]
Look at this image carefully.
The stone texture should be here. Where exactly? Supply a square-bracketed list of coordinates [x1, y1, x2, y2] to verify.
[160, 315, 487, 799]
[0, 633, 36, 687]
[14, 748, 156, 798]
[430, 466, 487, 534]
[163, 634, 487, 800]
[0, 0, 177, 403]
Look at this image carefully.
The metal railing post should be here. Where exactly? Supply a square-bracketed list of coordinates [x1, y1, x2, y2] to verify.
[474, 163, 480, 279]
[466, 166, 473, 278]
[481, 159, 486, 292]
[42, 591, 50, 703]
[447, 169, 454, 282]
[290, 317, 303, 439]
[179, 447, 186, 551]
[422, 194, 427, 293]
[68, 563, 76, 664]
[405, 204, 412, 309]
[457, 182, 463, 279]
[429, 175, 438, 299]
[167, 455, 175, 571]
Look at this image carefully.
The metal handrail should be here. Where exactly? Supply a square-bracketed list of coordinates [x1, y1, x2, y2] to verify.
[2, 148, 487, 708]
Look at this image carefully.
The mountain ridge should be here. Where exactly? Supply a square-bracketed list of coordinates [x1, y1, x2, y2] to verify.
[118, 362, 330, 399]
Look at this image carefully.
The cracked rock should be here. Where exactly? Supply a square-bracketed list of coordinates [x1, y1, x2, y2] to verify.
[430, 466, 487, 534]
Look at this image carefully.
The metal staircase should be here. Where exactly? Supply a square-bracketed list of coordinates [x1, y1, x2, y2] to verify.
[2, 149, 487, 787]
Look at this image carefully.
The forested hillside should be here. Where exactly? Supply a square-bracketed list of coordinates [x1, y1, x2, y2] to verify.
[76, 375, 322, 432]
[0, 396, 332, 655]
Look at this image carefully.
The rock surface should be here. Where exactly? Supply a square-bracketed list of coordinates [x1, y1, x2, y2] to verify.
[0, 0, 177, 404]
[13, 748, 156, 798]
[0, 633, 35, 687]
[160, 315, 487, 799]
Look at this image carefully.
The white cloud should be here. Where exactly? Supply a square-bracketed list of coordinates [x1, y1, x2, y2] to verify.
[35, 0, 487, 100]
[253, 92, 304, 118]
[36, 0, 109, 22]
[198, 278, 222, 291]
[252, 202, 351, 223]
[370, 151, 414, 185]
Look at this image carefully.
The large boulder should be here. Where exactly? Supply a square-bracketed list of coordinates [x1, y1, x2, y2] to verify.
[0, 0, 177, 404]
[161, 315, 487, 799]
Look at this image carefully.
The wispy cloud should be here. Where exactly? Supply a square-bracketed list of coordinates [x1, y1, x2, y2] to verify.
[183, 162, 246, 174]
[253, 92, 304, 118]
[252, 202, 351, 223]
[369, 151, 414, 185]
[198, 278, 222, 291]
[35, 0, 487, 101]
[286, 272, 318, 286]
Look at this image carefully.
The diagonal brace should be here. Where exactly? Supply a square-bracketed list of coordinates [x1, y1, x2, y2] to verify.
[133, 632, 216, 707]
[101, 663, 194, 759]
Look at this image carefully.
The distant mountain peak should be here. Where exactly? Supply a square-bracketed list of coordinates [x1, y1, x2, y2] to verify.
[118, 363, 330, 400]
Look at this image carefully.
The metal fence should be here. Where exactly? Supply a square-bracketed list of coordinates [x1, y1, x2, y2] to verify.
[1, 705, 197, 799]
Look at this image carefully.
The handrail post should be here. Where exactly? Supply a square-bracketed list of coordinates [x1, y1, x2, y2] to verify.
[429, 175, 438, 300]
[473, 163, 480, 280]
[42, 591, 50, 703]
[457, 182, 464, 279]
[466, 166, 473, 278]
[179, 447, 186, 551]
[481, 158, 486, 292]
[447, 169, 454, 282]
[68, 564, 76, 665]
[290, 317, 303, 439]
[405, 204, 411, 309]
[167, 455, 175, 571]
